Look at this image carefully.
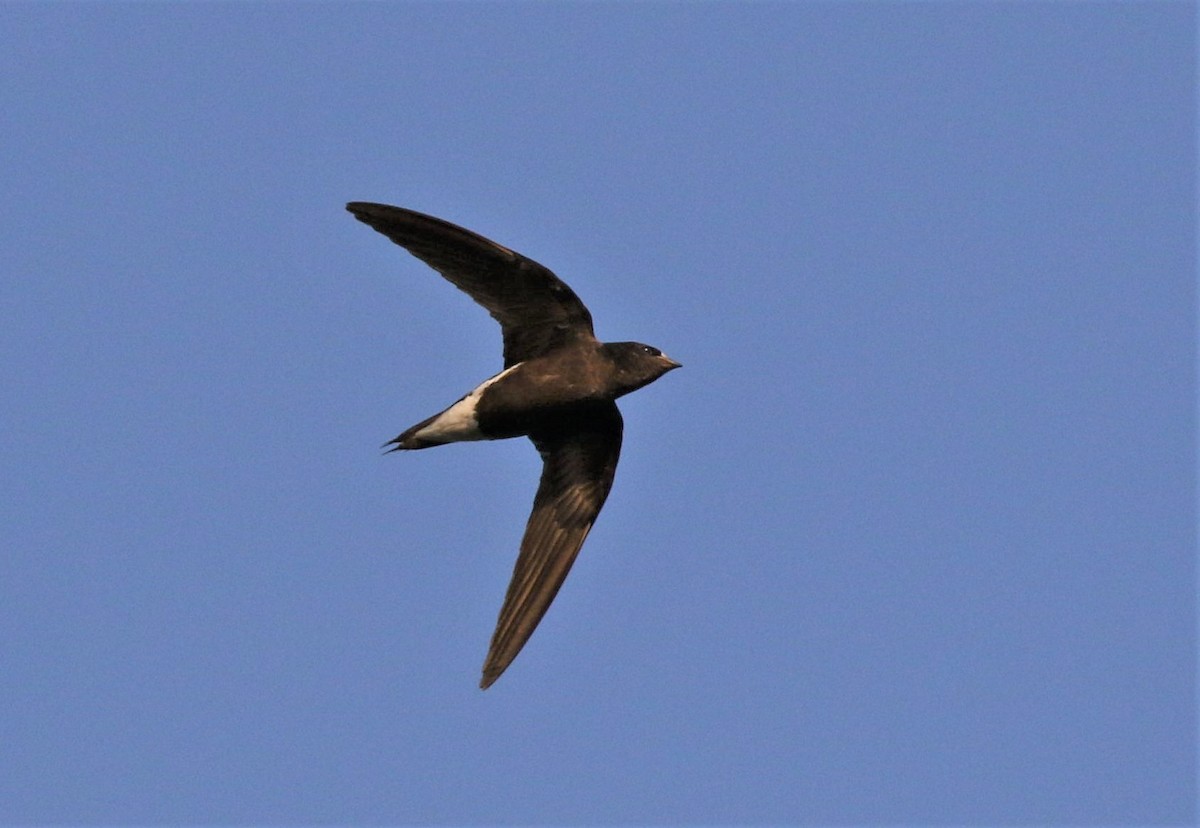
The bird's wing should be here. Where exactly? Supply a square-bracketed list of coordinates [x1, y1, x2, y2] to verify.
[480, 402, 623, 688]
[347, 202, 596, 365]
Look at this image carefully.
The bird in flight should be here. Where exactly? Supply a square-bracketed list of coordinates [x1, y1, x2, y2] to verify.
[346, 202, 680, 689]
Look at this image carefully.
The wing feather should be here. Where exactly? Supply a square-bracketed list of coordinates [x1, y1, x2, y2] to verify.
[346, 202, 595, 365]
[480, 402, 623, 688]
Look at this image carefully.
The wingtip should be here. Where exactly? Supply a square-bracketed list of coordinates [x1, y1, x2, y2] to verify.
[347, 201, 390, 219]
[479, 655, 509, 690]
[480, 665, 504, 690]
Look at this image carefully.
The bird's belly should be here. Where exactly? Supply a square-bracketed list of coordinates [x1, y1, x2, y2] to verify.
[475, 370, 604, 439]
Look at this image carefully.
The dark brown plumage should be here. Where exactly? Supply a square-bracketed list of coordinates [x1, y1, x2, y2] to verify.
[485, 401, 622, 689]
[346, 202, 679, 688]
[347, 203, 593, 367]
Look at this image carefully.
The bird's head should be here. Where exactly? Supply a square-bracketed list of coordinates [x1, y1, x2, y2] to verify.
[603, 342, 681, 397]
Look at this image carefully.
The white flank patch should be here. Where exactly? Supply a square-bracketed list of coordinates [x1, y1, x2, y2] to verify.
[412, 363, 522, 444]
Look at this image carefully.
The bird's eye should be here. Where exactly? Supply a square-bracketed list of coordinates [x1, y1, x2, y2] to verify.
[641, 345, 661, 357]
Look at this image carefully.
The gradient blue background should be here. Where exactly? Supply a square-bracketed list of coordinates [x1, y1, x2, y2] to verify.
[1, 3, 1194, 824]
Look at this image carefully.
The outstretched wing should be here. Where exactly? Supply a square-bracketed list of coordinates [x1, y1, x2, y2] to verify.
[347, 202, 596, 365]
[480, 402, 623, 688]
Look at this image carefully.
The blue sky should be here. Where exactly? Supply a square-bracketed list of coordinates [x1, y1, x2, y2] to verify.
[1, 3, 1194, 824]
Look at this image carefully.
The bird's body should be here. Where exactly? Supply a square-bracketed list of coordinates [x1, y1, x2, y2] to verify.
[347, 202, 679, 688]
[396, 342, 674, 449]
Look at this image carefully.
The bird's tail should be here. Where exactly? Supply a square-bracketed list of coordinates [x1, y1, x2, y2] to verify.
[382, 413, 445, 452]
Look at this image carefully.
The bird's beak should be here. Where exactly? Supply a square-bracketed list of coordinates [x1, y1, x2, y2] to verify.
[662, 355, 682, 370]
